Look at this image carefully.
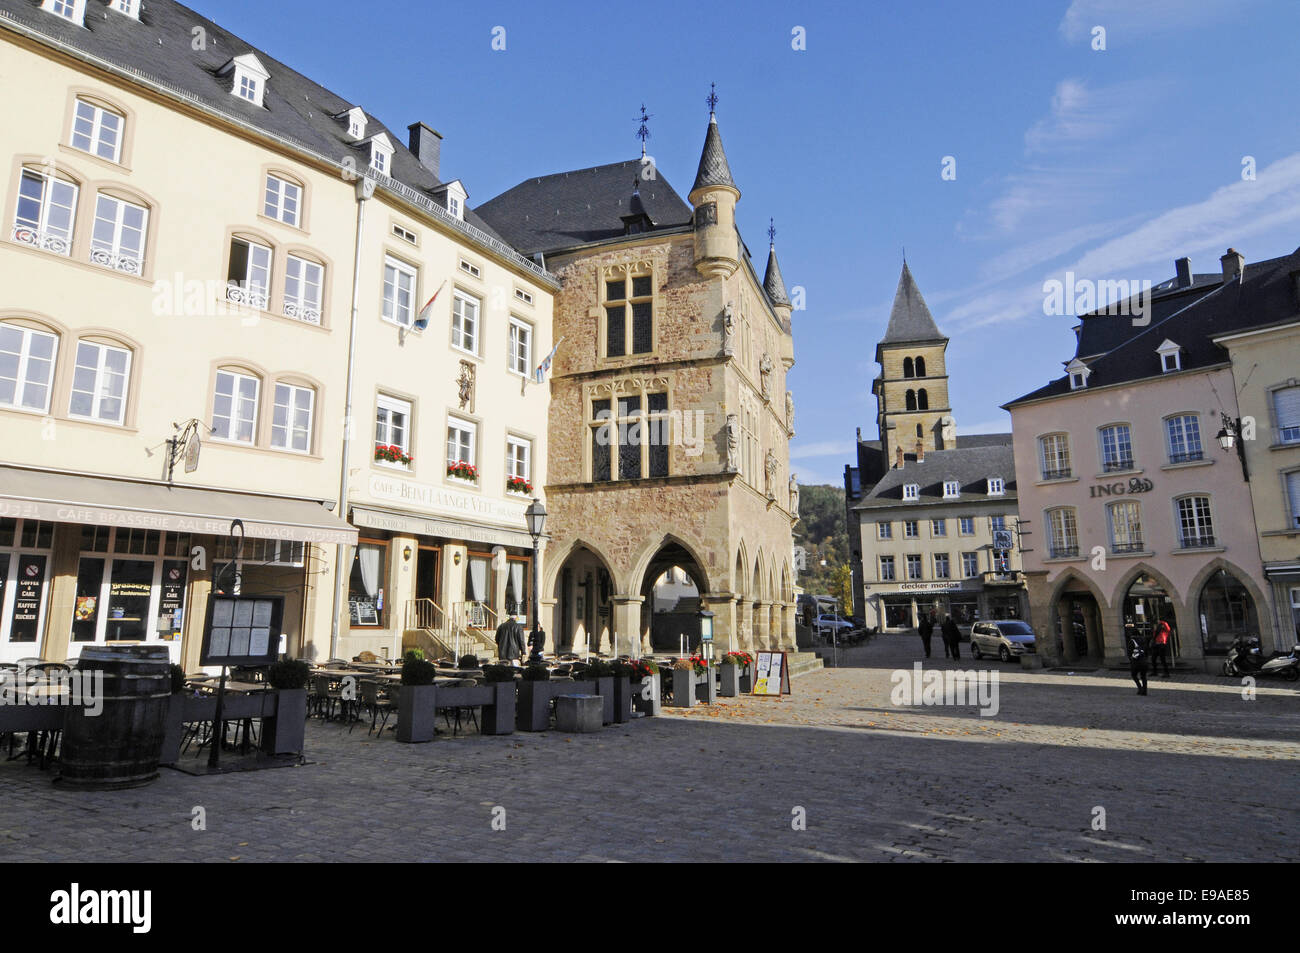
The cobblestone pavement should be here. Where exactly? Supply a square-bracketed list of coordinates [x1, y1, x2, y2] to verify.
[2, 634, 1296, 862]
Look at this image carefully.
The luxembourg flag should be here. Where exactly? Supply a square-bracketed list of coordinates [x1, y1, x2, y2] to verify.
[534, 337, 563, 384]
[416, 279, 447, 326]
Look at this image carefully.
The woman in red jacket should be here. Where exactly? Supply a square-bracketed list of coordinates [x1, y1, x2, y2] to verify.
[1151, 619, 1173, 677]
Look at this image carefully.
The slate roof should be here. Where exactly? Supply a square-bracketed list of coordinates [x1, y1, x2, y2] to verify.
[1006, 249, 1300, 407]
[690, 115, 737, 195]
[0, 0, 545, 278]
[1073, 272, 1224, 358]
[876, 262, 945, 363]
[851, 436, 1017, 511]
[763, 245, 790, 307]
[475, 159, 693, 258]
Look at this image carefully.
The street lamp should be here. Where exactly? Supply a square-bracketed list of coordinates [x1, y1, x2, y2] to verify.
[525, 497, 547, 664]
[1215, 412, 1250, 481]
[698, 607, 714, 659]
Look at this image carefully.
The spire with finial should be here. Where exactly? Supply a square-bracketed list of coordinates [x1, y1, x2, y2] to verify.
[635, 103, 651, 158]
[691, 82, 737, 195]
[764, 218, 790, 309]
[768, 218, 777, 248]
[707, 81, 719, 117]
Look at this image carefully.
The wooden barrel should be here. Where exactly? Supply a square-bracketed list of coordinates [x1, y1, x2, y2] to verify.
[60, 644, 172, 790]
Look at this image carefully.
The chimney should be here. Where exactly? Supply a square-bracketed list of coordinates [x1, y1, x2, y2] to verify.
[1175, 257, 1192, 288]
[1220, 248, 1244, 283]
[894, 446, 904, 469]
[407, 122, 442, 178]
[915, 440, 925, 463]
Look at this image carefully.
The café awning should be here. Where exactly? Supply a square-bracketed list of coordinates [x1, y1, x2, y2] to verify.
[0, 465, 357, 545]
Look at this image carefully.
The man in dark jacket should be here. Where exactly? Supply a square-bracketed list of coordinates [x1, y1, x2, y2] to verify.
[917, 611, 935, 659]
[941, 614, 961, 660]
[1126, 625, 1149, 695]
[495, 613, 525, 662]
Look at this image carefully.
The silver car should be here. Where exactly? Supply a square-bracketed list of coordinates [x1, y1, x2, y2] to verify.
[970, 620, 1037, 662]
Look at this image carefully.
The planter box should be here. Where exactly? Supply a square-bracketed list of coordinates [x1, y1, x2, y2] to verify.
[631, 675, 661, 717]
[592, 676, 615, 725]
[481, 680, 516, 735]
[262, 689, 306, 755]
[158, 693, 186, 765]
[670, 669, 695, 708]
[516, 680, 552, 732]
[719, 663, 741, 697]
[696, 668, 717, 705]
[396, 683, 437, 743]
[610, 676, 633, 723]
[740, 666, 753, 693]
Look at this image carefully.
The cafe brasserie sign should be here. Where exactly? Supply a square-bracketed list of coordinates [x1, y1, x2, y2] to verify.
[1089, 476, 1155, 499]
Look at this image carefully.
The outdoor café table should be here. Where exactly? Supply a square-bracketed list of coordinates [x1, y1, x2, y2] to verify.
[10, 685, 67, 768]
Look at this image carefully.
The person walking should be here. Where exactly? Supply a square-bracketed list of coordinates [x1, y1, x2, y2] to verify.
[494, 613, 525, 663]
[1126, 624, 1149, 696]
[942, 613, 961, 661]
[1151, 619, 1173, 677]
[917, 611, 934, 659]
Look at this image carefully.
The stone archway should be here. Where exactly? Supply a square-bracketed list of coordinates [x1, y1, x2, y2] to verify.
[1044, 568, 1110, 666]
[1114, 564, 1184, 661]
[548, 540, 618, 656]
[1186, 557, 1275, 654]
[734, 546, 751, 651]
[635, 540, 712, 656]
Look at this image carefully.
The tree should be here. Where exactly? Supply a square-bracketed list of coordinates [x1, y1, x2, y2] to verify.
[829, 563, 853, 614]
[793, 484, 851, 598]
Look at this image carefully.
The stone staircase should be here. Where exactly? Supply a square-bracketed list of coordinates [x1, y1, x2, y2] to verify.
[786, 651, 825, 677]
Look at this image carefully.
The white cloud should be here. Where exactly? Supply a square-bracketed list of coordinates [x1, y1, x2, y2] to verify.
[790, 440, 853, 460]
[1058, 0, 1260, 43]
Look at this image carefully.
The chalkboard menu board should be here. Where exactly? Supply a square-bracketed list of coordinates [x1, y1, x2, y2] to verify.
[200, 594, 283, 666]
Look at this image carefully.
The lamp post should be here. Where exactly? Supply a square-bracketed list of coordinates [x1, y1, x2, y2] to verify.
[698, 608, 715, 661]
[1215, 412, 1250, 482]
[525, 497, 547, 665]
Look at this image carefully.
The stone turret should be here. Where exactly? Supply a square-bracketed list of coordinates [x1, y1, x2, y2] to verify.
[688, 105, 740, 280]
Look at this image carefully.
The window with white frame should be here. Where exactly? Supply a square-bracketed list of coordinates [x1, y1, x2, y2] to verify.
[382, 257, 416, 327]
[877, 521, 892, 540]
[1165, 414, 1203, 464]
[988, 477, 1005, 495]
[933, 553, 951, 579]
[902, 483, 919, 500]
[1287, 471, 1300, 530]
[263, 174, 302, 227]
[514, 288, 533, 305]
[369, 141, 391, 175]
[109, 0, 140, 17]
[905, 554, 923, 580]
[931, 519, 946, 537]
[508, 317, 532, 376]
[211, 370, 259, 443]
[1099, 424, 1134, 472]
[70, 99, 123, 162]
[1046, 507, 1078, 558]
[942, 479, 959, 498]
[0, 323, 59, 412]
[270, 382, 313, 453]
[506, 435, 531, 492]
[903, 520, 919, 538]
[42, 0, 85, 24]
[227, 237, 272, 308]
[1039, 433, 1072, 479]
[68, 341, 130, 424]
[374, 395, 411, 464]
[1107, 500, 1144, 553]
[1274, 386, 1300, 444]
[14, 169, 78, 255]
[961, 552, 979, 577]
[90, 194, 147, 274]
[451, 291, 479, 354]
[1176, 495, 1215, 548]
[458, 258, 480, 279]
[446, 417, 476, 474]
[447, 195, 462, 219]
[879, 555, 895, 581]
[958, 516, 974, 535]
[392, 223, 416, 245]
[990, 515, 1006, 532]
[283, 255, 323, 324]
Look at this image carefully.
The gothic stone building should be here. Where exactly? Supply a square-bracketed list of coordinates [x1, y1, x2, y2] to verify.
[478, 108, 798, 655]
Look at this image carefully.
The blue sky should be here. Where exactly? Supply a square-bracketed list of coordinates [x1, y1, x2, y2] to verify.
[195, 0, 1300, 486]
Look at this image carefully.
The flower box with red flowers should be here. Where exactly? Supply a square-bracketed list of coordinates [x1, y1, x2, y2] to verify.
[374, 444, 412, 466]
[446, 460, 478, 482]
[506, 476, 533, 495]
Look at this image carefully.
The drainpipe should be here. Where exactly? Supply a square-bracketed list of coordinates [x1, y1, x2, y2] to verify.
[330, 175, 375, 660]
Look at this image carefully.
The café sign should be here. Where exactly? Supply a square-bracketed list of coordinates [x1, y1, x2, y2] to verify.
[1089, 476, 1154, 499]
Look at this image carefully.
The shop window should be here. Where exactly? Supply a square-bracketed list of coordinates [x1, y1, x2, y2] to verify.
[504, 558, 530, 625]
[348, 541, 386, 626]
[1198, 569, 1255, 656]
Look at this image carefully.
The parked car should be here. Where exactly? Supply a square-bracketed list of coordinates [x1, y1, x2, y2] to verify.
[969, 620, 1037, 662]
[815, 614, 855, 638]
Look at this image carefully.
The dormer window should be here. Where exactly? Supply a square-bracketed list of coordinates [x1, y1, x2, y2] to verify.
[42, 0, 86, 25]
[988, 477, 1005, 496]
[109, 0, 140, 17]
[342, 107, 368, 141]
[365, 133, 394, 176]
[1066, 357, 1090, 390]
[224, 53, 270, 109]
[1157, 338, 1182, 373]
[943, 480, 960, 499]
[440, 180, 467, 221]
[902, 483, 920, 501]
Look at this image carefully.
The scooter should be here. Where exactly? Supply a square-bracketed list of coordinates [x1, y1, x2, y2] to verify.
[1223, 637, 1300, 681]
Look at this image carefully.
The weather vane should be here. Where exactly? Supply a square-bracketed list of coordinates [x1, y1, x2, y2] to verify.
[707, 82, 718, 115]
[768, 218, 776, 246]
[635, 103, 651, 156]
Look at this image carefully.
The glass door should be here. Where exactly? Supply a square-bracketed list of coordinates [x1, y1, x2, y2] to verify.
[0, 551, 51, 664]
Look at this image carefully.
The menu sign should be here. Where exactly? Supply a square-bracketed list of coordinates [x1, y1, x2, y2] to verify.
[158, 560, 187, 641]
[752, 651, 791, 696]
[10, 554, 46, 644]
[200, 594, 283, 666]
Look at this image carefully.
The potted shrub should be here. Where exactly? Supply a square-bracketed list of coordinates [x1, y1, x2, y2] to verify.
[262, 658, 310, 755]
[480, 665, 517, 735]
[719, 651, 752, 697]
[608, 660, 635, 724]
[375, 444, 413, 467]
[670, 659, 696, 708]
[446, 460, 478, 483]
[629, 658, 661, 717]
[690, 655, 717, 705]
[397, 657, 437, 743]
[506, 476, 533, 495]
[516, 663, 551, 732]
